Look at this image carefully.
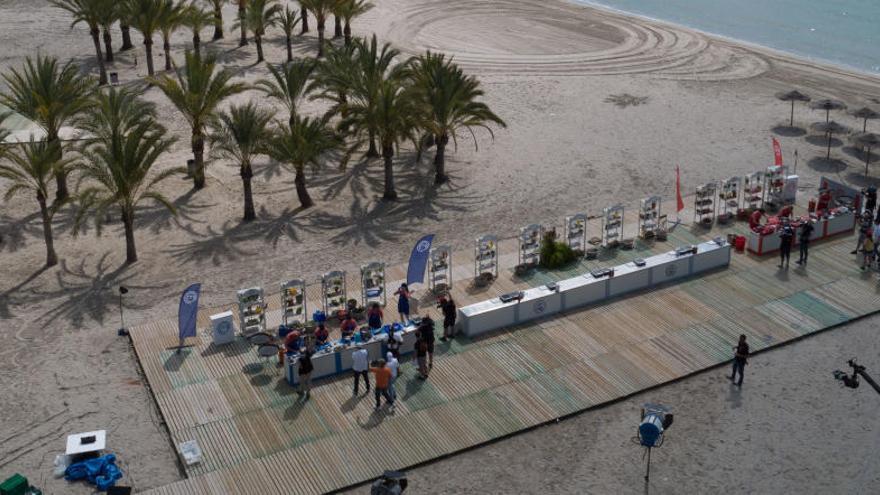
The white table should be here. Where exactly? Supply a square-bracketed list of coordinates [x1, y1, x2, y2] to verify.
[746, 210, 854, 255]
[66, 430, 106, 456]
[458, 240, 731, 337]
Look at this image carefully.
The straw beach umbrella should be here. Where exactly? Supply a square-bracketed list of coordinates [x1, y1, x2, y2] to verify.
[775, 90, 810, 127]
[810, 121, 849, 159]
[810, 98, 846, 123]
[851, 132, 880, 176]
[851, 107, 879, 133]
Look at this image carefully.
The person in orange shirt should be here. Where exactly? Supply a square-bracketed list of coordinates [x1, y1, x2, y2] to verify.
[369, 360, 395, 412]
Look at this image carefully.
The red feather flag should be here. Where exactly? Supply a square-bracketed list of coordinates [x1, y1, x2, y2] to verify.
[772, 137, 783, 166]
[675, 165, 685, 213]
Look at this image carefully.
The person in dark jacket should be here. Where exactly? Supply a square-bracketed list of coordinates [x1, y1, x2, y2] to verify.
[298, 349, 314, 399]
[728, 335, 749, 387]
[438, 297, 457, 342]
[796, 220, 815, 265]
[418, 316, 436, 368]
[778, 222, 794, 269]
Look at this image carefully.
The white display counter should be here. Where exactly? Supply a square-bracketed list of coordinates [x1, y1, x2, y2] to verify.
[746, 210, 854, 255]
[458, 240, 731, 337]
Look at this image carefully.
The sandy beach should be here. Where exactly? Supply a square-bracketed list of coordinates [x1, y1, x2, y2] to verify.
[1, 0, 879, 493]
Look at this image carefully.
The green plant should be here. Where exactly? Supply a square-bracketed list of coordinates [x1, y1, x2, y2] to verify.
[539, 232, 577, 269]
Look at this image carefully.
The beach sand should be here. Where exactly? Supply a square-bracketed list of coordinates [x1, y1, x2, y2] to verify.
[1, 0, 879, 492]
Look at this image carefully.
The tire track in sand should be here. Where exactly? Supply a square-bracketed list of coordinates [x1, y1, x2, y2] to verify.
[384, 0, 768, 80]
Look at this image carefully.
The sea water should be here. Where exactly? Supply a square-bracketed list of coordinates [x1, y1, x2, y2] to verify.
[576, 0, 880, 74]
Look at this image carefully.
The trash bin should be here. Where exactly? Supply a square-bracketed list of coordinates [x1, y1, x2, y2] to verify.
[734, 235, 746, 252]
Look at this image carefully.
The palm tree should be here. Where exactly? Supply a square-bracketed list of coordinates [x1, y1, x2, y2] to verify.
[97, 1, 121, 62]
[235, 0, 281, 63]
[120, 20, 135, 50]
[410, 52, 506, 184]
[0, 139, 73, 267]
[150, 51, 247, 189]
[310, 42, 357, 113]
[266, 114, 341, 208]
[335, 0, 372, 47]
[236, 0, 248, 46]
[75, 110, 179, 264]
[207, 0, 224, 39]
[339, 61, 419, 200]
[73, 84, 158, 142]
[256, 60, 317, 125]
[183, 1, 215, 58]
[125, 0, 165, 76]
[349, 35, 399, 158]
[278, 6, 300, 63]
[50, 0, 109, 85]
[299, 0, 335, 57]
[159, 0, 186, 71]
[209, 103, 274, 221]
[0, 55, 95, 202]
[332, 1, 343, 39]
[300, 4, 309, 33]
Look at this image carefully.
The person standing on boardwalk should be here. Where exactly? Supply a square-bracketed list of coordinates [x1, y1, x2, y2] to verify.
[728, 335, 750, 387]
[438, 296, 457, 342]
[418, 316, 436, 369]
[352, 345, 370, 395]
[852, 212, 873, 254]
[796, 220, 815, 266]
[394, 283, 411, 323]
[367, 302, 383, 331]
[369, 359, 395, 412]
[414, 334, 429, 379]
[862, 236, 876, 270]
[778, 222, 794, 269]
[297, 349, 314, 399]
[386, 351, 399, 401]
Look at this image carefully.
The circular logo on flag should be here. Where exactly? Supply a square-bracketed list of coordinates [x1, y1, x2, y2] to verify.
[183, 290, 198, 305]
[416, 240, 431, 253]
[534, 300, 547, 314]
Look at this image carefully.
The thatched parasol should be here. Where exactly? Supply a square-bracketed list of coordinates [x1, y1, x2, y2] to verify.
[851, 132, 880, 176]
[810, 99, 847, 123]
[851, 107, 880, 133]
[775, 90, 811, 127]
[810, 121, 850, 159]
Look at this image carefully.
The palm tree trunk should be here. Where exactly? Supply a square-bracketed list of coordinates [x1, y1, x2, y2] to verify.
[121, 24, 134, 50]
[90, 27, 108, 85]
[48, 132, 69, 203]
[241, 165, 256, 221]
[285, 33, 293, 62]
[122, 207, 138, 264]
[433, 134, 449, 184]
[213, 7, 224, 39]
[344, 21, 351, 46]
[103, 28, 114, 62]
[382, 144, 397, 200]
[37, 195, 58, 267]
[367, 131, 379, 158]
[255, 33, 264, 63]
[334, 16, 342, 38]
[238, 1, 247, 46]
[192, 130, 206, 189]
[193, 32, 201, 58]
[163, 35, 173, 71]
[294, 167, 313, 208]
[144, 38, 156, 76]
[301, 8, 309, 33]
[317, 19, 326, 57]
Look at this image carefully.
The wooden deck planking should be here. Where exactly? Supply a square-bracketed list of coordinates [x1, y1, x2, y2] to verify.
[137, 210, 873, 495]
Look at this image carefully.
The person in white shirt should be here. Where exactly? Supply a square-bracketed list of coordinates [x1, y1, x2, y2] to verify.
[352, 346, 370, 395]
[386, 351, 399, 401]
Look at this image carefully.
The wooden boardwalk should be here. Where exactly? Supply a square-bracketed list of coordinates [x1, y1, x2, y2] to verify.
[133, 205, 873, 495]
